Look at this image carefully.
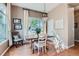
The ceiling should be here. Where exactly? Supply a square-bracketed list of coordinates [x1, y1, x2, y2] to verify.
[12, 3, 59, 13]
[69, 3, 79, 7]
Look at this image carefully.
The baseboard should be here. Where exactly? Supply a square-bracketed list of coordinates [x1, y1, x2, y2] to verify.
[75, 40, 79, 42]
[68, 44, 74, 49]
[1, 46, 11, 56]
[64, 44, 74, 49]
[64, 46, 68, 49]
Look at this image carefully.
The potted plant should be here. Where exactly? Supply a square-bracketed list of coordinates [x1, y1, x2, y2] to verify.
[35, 27, 41, 39]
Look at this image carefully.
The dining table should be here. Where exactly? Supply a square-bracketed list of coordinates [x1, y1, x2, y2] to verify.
[26, 37, 38, 48]
[26, 35, 55, 47]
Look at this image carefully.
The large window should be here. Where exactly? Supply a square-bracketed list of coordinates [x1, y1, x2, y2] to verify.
[28, 17, 44, 35]
[0, 4, 7, 43]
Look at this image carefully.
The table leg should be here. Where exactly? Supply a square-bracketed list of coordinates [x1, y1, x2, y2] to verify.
[30, 39, 32, 48]
[38, 47, 40, 55]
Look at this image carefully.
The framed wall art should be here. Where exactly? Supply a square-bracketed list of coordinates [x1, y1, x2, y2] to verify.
[14, 24, 22, 30]
[55, 18, 64, 29]
[13, 18, 21, 24]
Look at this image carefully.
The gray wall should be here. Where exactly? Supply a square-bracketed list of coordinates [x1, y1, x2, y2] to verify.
[74, 10, 79, 41]
[11, 5, 24, 39]
[11, 5, 42, 39]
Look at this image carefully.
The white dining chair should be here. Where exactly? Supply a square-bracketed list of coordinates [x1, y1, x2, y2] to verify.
[32, 35, 47, 55]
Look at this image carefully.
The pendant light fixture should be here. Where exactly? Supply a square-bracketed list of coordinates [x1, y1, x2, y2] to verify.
[42, 3, 48, 34]
[42, 3, 48, 18]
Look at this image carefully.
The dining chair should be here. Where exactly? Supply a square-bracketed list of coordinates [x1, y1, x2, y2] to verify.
[12, 32, 23, 47]
[32, 34, 47, 55]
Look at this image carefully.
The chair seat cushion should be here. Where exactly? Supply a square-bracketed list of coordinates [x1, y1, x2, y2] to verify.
[34, 41, 45, 48]
[14, 39, 23, 42]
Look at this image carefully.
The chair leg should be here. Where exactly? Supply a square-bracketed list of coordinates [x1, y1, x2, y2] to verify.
[44, 46, 45, 53]
[21, 40, 23, 45]
[38, 47, 40, 55]
[15, 42, 17, 48]
[41, 47, 42, 53]
[32, 48, 34, 54]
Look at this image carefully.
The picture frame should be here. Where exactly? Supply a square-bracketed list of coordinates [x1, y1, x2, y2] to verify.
[13, 18, 21, 24]
[14, 24, 22, 30]
[55, 18, 64, 29]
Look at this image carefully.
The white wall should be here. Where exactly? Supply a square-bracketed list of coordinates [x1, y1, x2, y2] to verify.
[48, 4, 74, 48]
[68, 8, 74, 47]
[48, 4, 69, 48]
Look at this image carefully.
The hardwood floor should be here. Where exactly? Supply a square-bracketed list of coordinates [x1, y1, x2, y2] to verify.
[4, 42, 79, 56]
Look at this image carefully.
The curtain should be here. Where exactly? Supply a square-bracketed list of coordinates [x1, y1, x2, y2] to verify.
[23, 10, 29, 40]
[6, 3, 12, 46]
